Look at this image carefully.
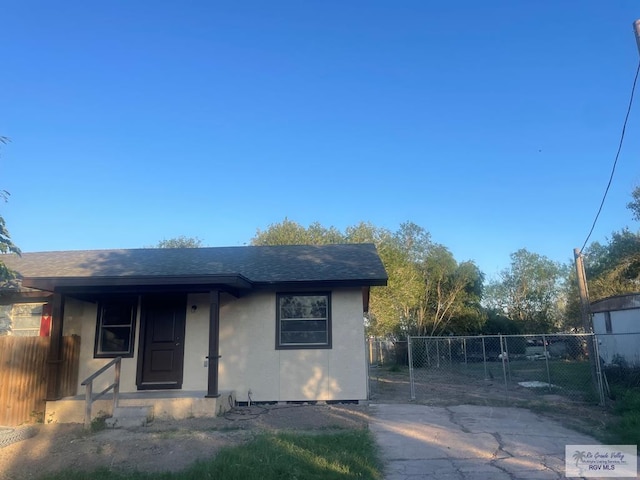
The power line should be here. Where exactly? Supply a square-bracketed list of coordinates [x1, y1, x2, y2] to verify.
[580, 60, 640, 253]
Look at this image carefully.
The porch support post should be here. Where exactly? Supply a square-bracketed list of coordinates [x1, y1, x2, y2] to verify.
[205, 289, 220, 398]
[45, 292, 65, 400]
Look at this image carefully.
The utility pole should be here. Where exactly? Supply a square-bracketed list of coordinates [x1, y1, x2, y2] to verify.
[574, 248, 604, 404]
[574, 248, 591, 333]
[634, 19, 640, 55]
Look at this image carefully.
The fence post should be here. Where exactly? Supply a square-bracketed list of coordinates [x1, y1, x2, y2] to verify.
[500, 334, 509, 401]
[463, 338, 467, 366]
[592, 334, 606, 405]
[482, 336, 488, 380]
[408, 336, 416, 401]
[542, 333, 552, 392]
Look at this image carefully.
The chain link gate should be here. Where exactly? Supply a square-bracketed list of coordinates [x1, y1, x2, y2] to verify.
[408, 334, 606, 405]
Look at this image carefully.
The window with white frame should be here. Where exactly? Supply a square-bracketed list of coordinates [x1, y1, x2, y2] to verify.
[94, 298, 137, 357]
[276, 292, 331, 349]
[8, 303, 44, 336]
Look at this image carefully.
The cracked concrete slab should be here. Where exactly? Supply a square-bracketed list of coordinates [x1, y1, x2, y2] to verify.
[369, 404, 620, 480]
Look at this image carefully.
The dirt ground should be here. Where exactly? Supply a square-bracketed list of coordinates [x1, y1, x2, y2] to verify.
[0, 366, 614, 479]
[0, 403, 371, 479]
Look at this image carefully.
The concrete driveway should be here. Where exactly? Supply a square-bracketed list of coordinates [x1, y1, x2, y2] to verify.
[369, 403, 614, 480]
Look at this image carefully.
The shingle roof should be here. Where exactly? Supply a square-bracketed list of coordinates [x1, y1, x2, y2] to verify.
[1, 244, 388, 291]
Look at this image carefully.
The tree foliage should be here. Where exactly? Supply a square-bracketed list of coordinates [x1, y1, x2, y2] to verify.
[0, 137, 21, 282]
[253, 218, 344, 245]
[627, 185, 640, 221]
[156, 236, 204, 248]
[484, 249, 564, 333]
[584, 228, 640, 300]
[421, 253, 485, 335]
[481, 309, 522, 334]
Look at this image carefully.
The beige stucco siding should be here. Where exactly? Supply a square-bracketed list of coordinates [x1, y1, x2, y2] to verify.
[181, 293, 211, 390]
[219, 292, 277, 403]
[65, 288, 367, 400]
[326, 289, 368, 399]
[219, 288, 367, 402]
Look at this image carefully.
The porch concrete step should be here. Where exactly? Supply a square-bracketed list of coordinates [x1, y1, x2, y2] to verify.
[105, 405, 154, 429]
[45, 390, 236, 424]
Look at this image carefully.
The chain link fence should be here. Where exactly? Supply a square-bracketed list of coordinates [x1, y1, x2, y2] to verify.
[367, 337, 407, 367]
[406, 334, 607, 406]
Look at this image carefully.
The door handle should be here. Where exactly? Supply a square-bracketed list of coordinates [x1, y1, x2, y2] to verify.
[175, 342, 181, 346]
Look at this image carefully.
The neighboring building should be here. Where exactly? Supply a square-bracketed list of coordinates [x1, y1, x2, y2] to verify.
[1, 244, 387, 422]
[0, 302, 51, 336]
[591, 293, 640, 366]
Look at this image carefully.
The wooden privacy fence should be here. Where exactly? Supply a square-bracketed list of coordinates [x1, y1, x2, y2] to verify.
[0, 335, 80, 426]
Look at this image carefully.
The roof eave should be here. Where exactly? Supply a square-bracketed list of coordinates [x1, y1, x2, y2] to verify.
[22, 274, 255, 292]
[252, 278, 388, 290]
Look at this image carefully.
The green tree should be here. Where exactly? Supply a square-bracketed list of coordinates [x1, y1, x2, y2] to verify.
[560, 267, 583, 332]
[253, 218, 344, 245]
[417, 244, 484, 335]
[156, 235, 204, 248]
[374, 224, 426, 337]
[481, 309, 522, 334]
[584, 228, 640, 299]
[627, 185, 640, 221]
[0, 137, 21, 282]
[345, 222, 419, 337]
[485, 249, 565, 333]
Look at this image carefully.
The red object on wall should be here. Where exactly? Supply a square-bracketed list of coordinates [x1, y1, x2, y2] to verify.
[39, 303, 52, 337]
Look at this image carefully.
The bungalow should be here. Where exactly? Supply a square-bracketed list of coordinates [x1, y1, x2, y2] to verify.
[1, 243, 387, 423]
[591, 293, 640, 366]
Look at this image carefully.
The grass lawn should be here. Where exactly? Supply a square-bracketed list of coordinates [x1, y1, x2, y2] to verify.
[38, 430, 383, 480]
[606, 373, 640, 447]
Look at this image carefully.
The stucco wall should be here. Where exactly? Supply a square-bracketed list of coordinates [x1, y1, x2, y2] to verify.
[219, 288, 367, 402]
[181, 293, 211, 390]
[67, 288, 367, 400]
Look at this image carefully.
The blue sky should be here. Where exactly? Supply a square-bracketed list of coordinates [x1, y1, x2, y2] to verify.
[1, 1, 639, 280]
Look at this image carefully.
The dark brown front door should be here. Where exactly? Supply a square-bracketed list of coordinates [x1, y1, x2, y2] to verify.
[137, 294, 186, 390]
